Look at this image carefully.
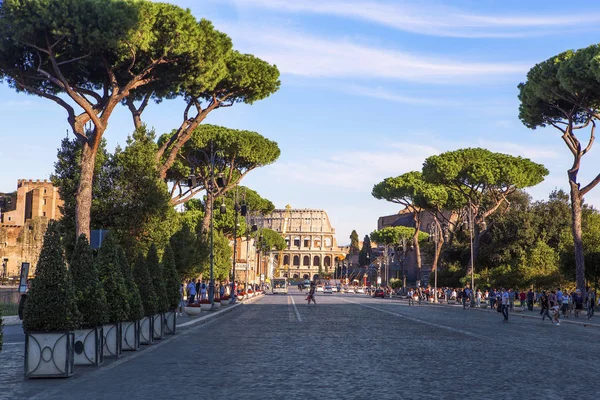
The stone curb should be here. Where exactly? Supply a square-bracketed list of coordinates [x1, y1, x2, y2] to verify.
[175, 294, 264, 329]
[1, 315, 21, 326]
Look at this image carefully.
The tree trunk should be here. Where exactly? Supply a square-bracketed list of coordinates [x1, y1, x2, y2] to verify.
[570, 183, 586, 292]
[413, 227, 422, 284]
[201, 192, 213, 237]
[75, 141, 98, 239]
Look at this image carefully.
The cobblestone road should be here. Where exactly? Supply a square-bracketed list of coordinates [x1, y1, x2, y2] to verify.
[1, 289, 599, 399]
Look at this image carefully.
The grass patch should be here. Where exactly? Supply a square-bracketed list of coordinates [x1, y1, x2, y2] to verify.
[1, 302, 19, 316]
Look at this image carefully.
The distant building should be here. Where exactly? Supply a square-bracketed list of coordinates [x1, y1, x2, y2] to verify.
[0, 179, 63, 278]
[254, 209, 346, 280]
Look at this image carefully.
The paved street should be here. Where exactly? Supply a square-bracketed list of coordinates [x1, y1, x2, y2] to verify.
[1, 289, 599, 399]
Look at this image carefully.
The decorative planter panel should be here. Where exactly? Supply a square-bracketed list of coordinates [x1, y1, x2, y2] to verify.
[200, 303, 212, 311]
[122, 321, 140, 351]
[74, 327, 104, 366]
[221, 299, 230, 306]
[25, 331, 74, 379]
[103, 323, 122, 358]
[164, 311, 176, 335]
[184, 307, 202, 316]
[140, 316, 154, 345]
[213, 302, 221, 309]
[152, 313, 164, 340]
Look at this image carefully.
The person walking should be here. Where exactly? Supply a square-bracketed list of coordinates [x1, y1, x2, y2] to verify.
[187, 279, 197, 305]
[561, 292, 570, 318]
[526, 289, 534, 311]
[540, 291, 552, 323]
[489, 288, 496, 310]
[200, 280, 207, 301]
[307, 280, 317, 305]
[574, 289, 584, 317]
[476, 289, 482, 307]
[586, 287, 595, 320]
[501, 288, 509, 322]
[179, 283, 185, 316]
[407, 288, 414, 306]
[462, 287, 469, 310]
[508, 288, 515, 311]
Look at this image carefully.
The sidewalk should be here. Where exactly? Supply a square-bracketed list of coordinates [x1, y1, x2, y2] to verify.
[393, 296, 600, 328]
[0, 294, 264, 400]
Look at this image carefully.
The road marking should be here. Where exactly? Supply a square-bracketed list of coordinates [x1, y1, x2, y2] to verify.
[3, 342, 24, 345]
[289, 294, 302, 322]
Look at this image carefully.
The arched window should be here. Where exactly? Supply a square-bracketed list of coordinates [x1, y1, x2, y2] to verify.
[303, 274, 309, 280]
[284, 255, 290, 265]
[313, 256, 320, 266]
[303, 255, 310, 266]
[314, 239, 321, 247]
[293, 274, 299, 279]
[324, 256, 331, 267]
[324, 237, 332, 247]
[293, 237, 300, 247]
[293, 255, 300, 266]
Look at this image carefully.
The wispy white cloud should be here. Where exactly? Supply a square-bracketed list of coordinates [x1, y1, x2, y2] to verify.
[220, 25, 527, 83]
[225, 0, 600, 38]
[476, 139, 561, 161]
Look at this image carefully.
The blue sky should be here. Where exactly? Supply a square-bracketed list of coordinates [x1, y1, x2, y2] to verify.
[2, 0, 600, 244]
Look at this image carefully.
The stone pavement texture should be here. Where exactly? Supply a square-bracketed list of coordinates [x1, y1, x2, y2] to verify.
[1, 289, 599, 399]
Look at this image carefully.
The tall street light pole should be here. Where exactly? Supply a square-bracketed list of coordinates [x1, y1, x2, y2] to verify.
[468, 201, 475, 293]
[208, 141, 216, 306]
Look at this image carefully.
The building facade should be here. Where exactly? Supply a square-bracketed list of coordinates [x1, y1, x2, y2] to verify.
[255, 208, 345, 280]
[0, 179, 63, 278]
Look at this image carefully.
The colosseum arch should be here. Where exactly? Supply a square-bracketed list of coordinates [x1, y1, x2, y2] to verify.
[324, 255, 331, 267]
[284, 255, 290, 265]
[303, 255, 310, 266]
[313, 255, 320, 267]
[293, 255, 300, 266]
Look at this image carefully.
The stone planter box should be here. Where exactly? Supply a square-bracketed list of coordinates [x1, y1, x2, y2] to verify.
[200, 303, 212, 311]
[153, 313, 164, 340]
[121, 321, 140, 351]
[103, 323, 122, 358]
[213, 301, 221, 309]
[184, 306, 202, 316]
[74, 327, 104, 366]
[25, 331, 75, 379]
[448, 300, 457, 305]
[164, 310, 177, 335]
[139, 316, 154, 345]
[220, 298, 230, 306]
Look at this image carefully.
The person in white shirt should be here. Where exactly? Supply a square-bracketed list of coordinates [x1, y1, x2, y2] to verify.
[501, 288, 510, 322]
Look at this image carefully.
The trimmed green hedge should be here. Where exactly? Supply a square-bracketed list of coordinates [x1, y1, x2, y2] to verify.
[95, 235, 129, 323]
[23, 221, 80, 332]
[117, 245, 144, 321]
[70, 235, 108, 328]
[147, 244, 168, 314]
[162, 245, 181, 310]
[133, 252, 157, 317]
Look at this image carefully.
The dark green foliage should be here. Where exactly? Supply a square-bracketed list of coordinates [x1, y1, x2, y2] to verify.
[51, 138, 110, 258]
[200, 231, 232, 281]
[133, 252, 157, 317]
[147, 244, 168, 313]
[256, 228, 287, 253]
[349, 230, 360, 255]
[116, 246, 144, 321]
[95, 235, 129, 323]
[99, 127, 179, 258]
[170, 224, 202, 280]
[359, 235, 372, 267]
[162, 245, 181, 310]
[23, 222, 80, 332]
[70, 235, 108, 328]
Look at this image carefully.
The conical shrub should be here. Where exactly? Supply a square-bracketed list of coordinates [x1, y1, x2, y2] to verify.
[133, 252, 157, 317]
[95, 235, 129, 323]
[147, 244, 168, 314]
[70, 235, 108, 328]
[23, 221, 80, 332]
[162, 245, 181, 311]
[116, 245, 144, 321]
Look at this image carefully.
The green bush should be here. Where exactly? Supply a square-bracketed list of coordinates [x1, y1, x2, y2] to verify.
[23, 221, 80, 332]
[162, 245, 181, 310]
[116, 245, 144, 321]
[133, 252, 157, 317]
[95, 235, 129, 323]
[147, 244, 168, 313]
[70, 235, 108, 328]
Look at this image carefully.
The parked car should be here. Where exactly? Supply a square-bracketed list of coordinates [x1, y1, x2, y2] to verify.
[316, 285, 324, 292]
[303, 280, 311, 289]
[356, 287, 365, 294]
[331, 286, 338, 293]
[346, 287, 355, 294]
[324, 286, 333, 294]
[373, 288, 386, 298]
